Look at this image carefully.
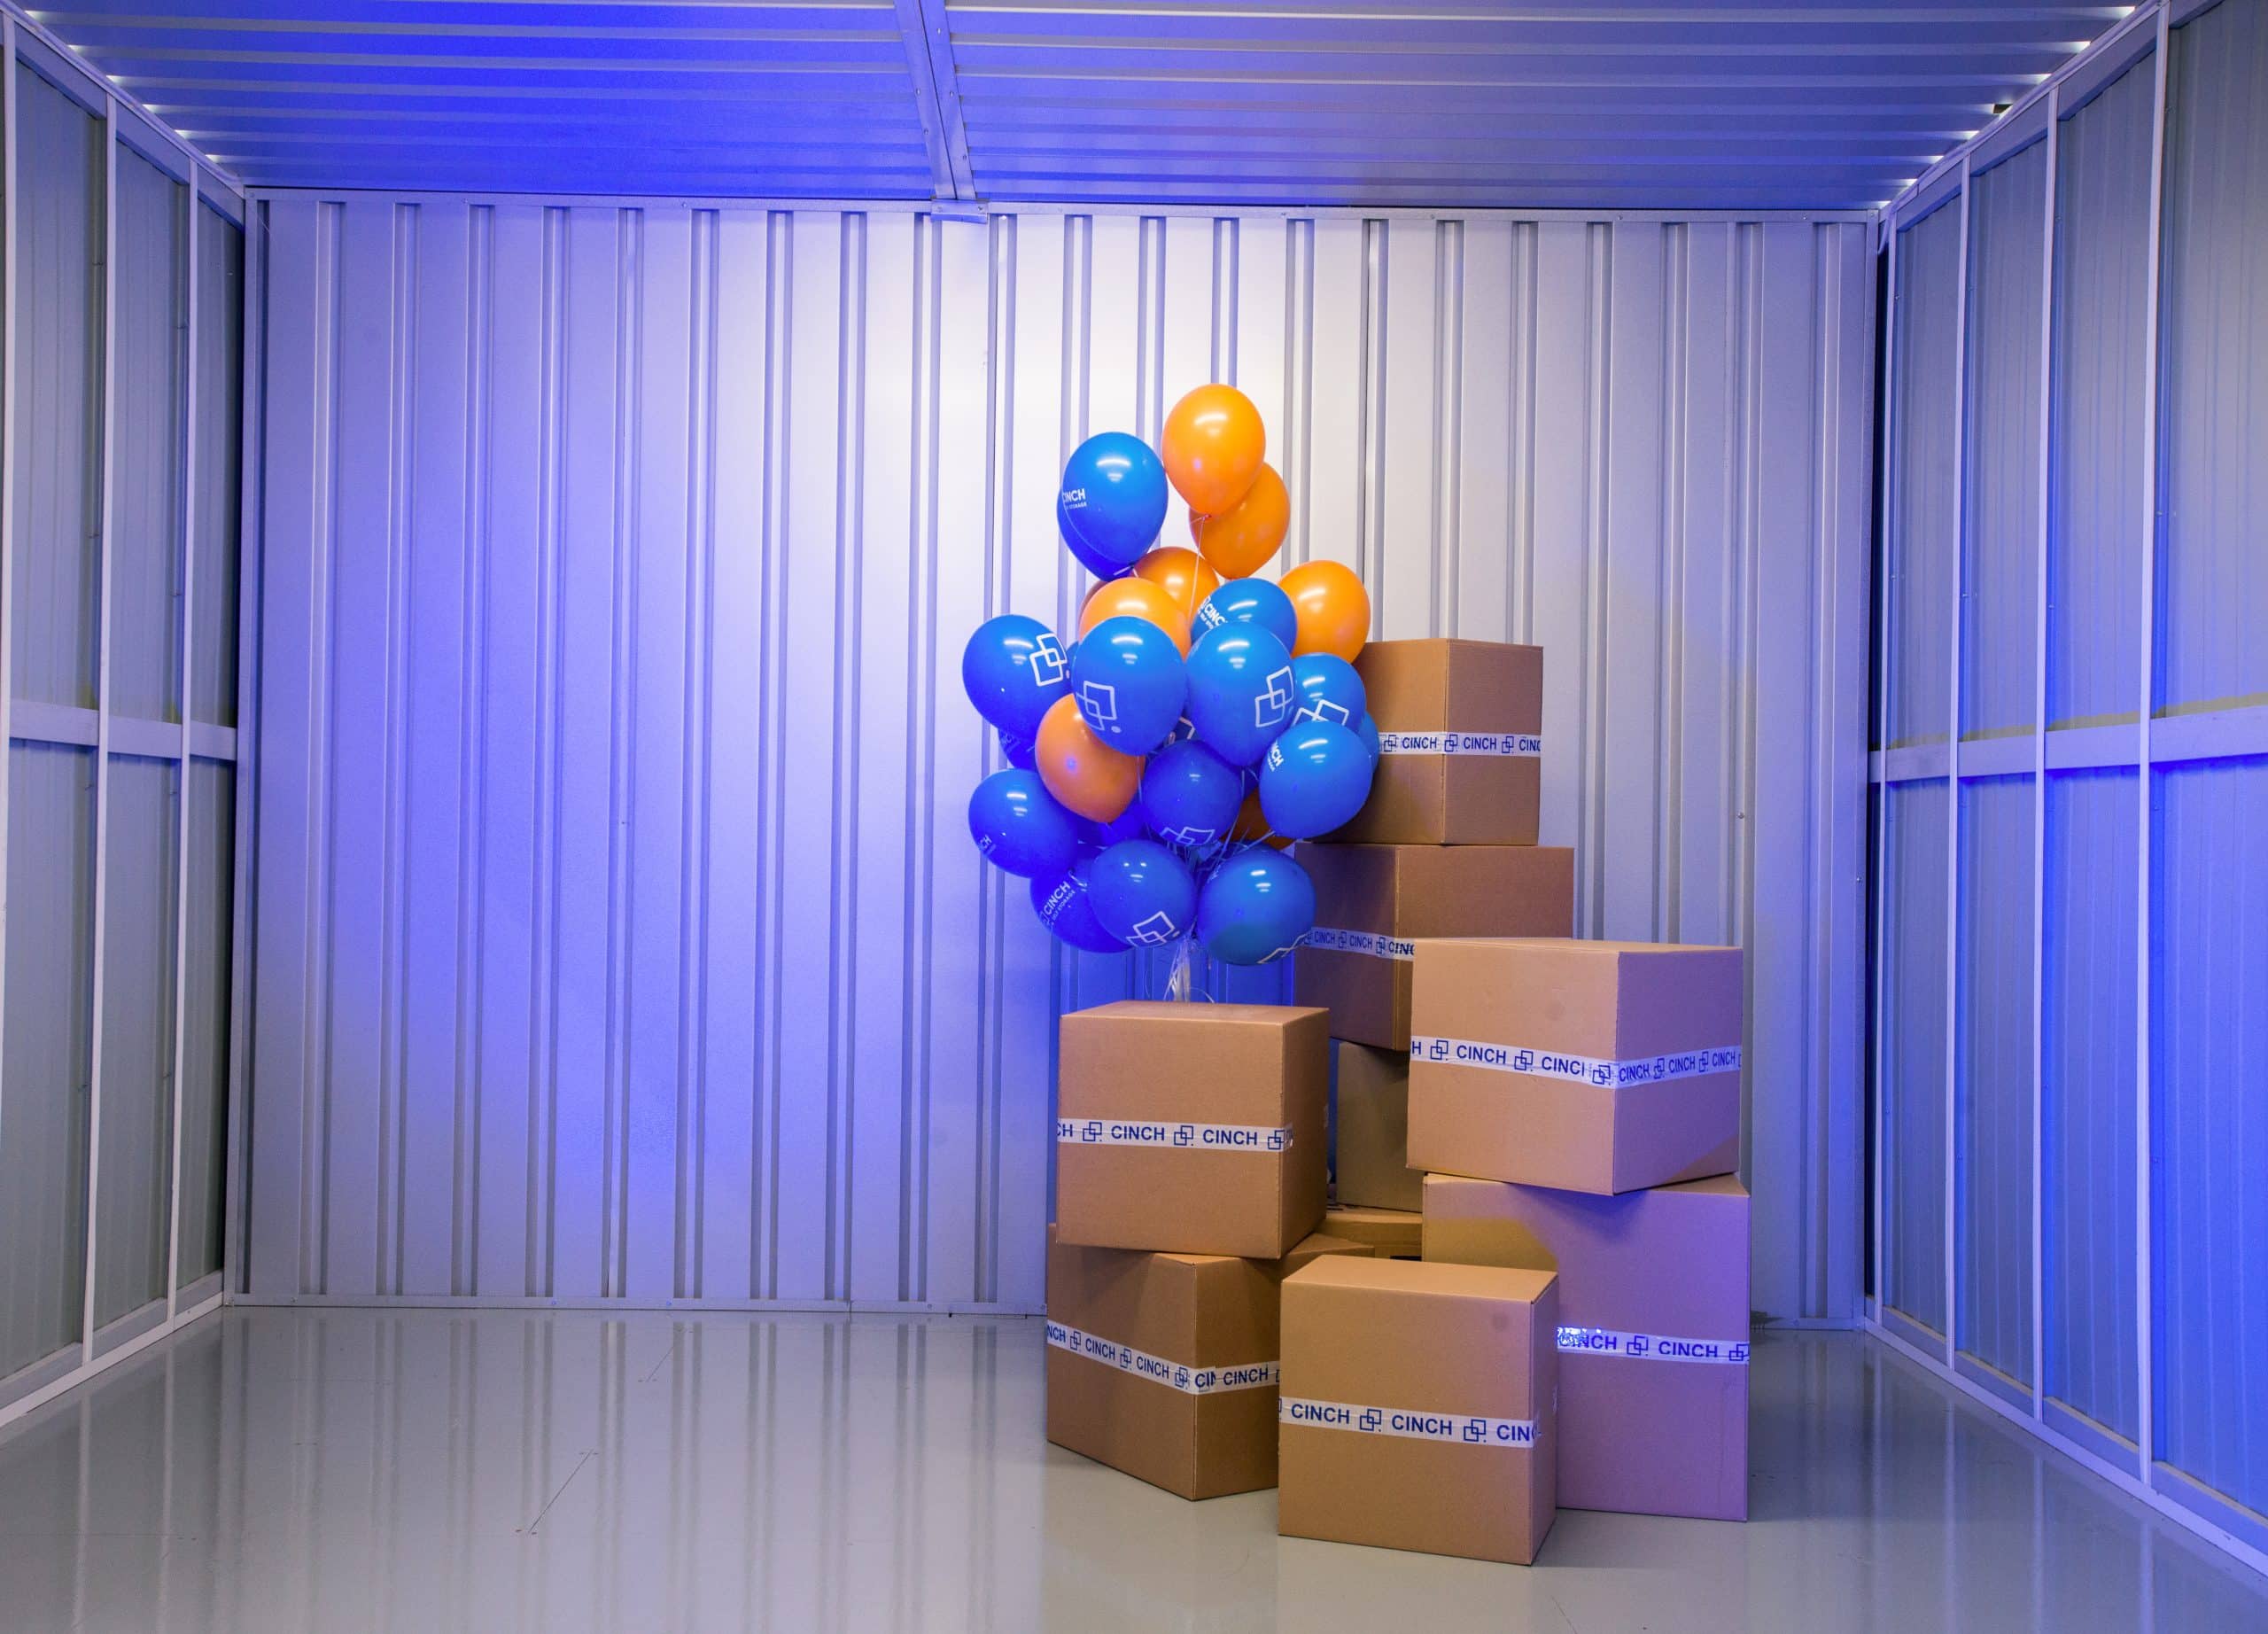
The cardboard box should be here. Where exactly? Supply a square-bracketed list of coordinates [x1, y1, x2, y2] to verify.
[1332, 1044, 1422, 1212]
[1056, 1001, 1329, 1257]
[1328, 640, 1544, 845]
[1045, 1228, 1371, 1500]
[1321, 1204, 1421, 1259]
[1422, 1172, 1751, 1521]
[1297, 843, 1574, 1050]
[1408, 938, 1743, 1194]
[1277, 1256, 1557, 1565]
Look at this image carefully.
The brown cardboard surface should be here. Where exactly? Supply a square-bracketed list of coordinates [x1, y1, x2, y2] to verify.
[1329, 641, 1544, 845]
[1056, 1002, 1329, 1257]
[1423, 1173, 1751, 1520]
[1321, 1204, 1422, 1259]
[1045, 1228, 1369, 1500]
[1406, 938, 1743, 1194]
[1277, 1256, 1557, 1564]
[1332, 1044, 1422, 1212]
[1295, 844, 1574, 1049]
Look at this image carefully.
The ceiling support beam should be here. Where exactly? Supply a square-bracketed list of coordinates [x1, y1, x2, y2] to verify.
[895, 0, 976, 202]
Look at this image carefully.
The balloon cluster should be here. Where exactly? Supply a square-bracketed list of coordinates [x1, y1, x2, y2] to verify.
[963, 385, 1378, 969]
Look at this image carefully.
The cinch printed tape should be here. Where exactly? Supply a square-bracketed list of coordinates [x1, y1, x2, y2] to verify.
[1045, 1323, 1278, 1395]
[1557, 1326, 1751, 1366]
[1376, 730, 1542, 758]
[1407, 1036, 1742, 1088]
[1302, 927, 1416, 961]
[1278, 1395, 1537, 1447]
[1056, 1118, 1293, 1152]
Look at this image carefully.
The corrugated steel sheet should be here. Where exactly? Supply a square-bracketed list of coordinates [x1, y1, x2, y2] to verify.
[32, 1, 2128, 209]
[2156, 0, 2267, 716]
[1883, 777, 1949, 1336]
[1886, 199, 1961, 750]
[0, 743, 97, 1378]
[1955, 772, 2033, 1385]
[7, 62, 104, 711]
[2152, 755, 2268, 1521]
[245, 194, 1874, 1315]
[2042, 765, 2138, 1444]
[1959, 139, 2044, 742]
[2047, 52, 2152, 730]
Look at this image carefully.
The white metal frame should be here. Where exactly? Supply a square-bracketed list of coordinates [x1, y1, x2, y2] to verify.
[1866, 0, 2268, 1580]
[0, 2, 249, 1432]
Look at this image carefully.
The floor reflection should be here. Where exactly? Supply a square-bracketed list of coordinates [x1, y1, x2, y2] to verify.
[0, 1311, 2260, 1632]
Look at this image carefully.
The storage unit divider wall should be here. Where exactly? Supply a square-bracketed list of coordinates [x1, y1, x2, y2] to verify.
[1869, 0, 2268, 1576]
[240, 196, 1874, 1321]
[0, 17, 248, 1428]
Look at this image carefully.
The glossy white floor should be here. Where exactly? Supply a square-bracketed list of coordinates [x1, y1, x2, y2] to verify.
[1, 1310, 2264, 1633]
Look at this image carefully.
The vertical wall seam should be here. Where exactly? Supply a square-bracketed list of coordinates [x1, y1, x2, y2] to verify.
[1582, 222, 1612, 938]
[1434, 220, 1461, 641]
[381, 199, 418, 1299]
[454, 202, 492, 1297]
[758, 209, 794, 1302]
[1512, 222, 1537, 642]
[1802, 223, 1829, 1319]
[1213, 217, 1237, 386]
[1287, 218, 1314, 569]
[831, 210, 866, 1303]
[978, 214, 1012, 1304]
[602, 205, 637, 1301]
[1358, 218, 1385, 623]
[676, 207, 718, 1300]
[910, 214, 942, 1303]
[531, 204, 566, 1298]
[1660, 222, 1688, 944]
[304, 198, 343, 1298]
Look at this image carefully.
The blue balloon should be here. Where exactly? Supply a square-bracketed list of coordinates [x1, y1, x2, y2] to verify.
[1196, 851, 1317, 966]
[1258, 720, 1373, 839]
[1031, 860, 1128, 953]
[1192, 577, 1298, 652]
[1086, 839, 1198, 948]
[1059, 496, 1133, 583]
[1288, 653, 1367, 731]
[1184, 623, 1297, 767]
[1059, 432, 1169, 570]
[999, 731, 1036, 771]
[968, 768, 1079, 878]
[1076, 806, 1147, 852]
[961, 614, 1070, 740]
[1069, 615, 1187, 753]
[1138, 739, 1244, 849]
[1352, 712, 1381, 765]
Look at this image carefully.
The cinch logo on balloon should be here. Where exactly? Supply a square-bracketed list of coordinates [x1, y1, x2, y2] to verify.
[1078, 680, 1120, 727]
[1297, 698, 1352, 727]
[1156, 823, 1220, 847]
[1255, 665, 1295, 728]
[1061, 486, 1087, 508]
[1126, 911, 1180, 946]
[1027, 634, 1066, 686]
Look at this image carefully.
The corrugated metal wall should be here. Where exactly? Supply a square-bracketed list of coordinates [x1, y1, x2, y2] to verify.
[245, 195, 1875, 1319]
[0, 23, 246, 1424]
[1872, 0, 2268, 1567]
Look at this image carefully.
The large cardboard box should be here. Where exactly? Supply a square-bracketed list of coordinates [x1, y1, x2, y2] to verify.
[1321, 1203, 1421, 1259]
[1407, 938, 1743, 1194]
[1056, 1001, 1329, 1257]
[1423, 1173, 1751, 1521]
[1328, 640, 1544, 845]
[1277, 1256, 1557, 1565]
[1045, 1228, 1370, 1500]
[1332, 1044, 1422, 1212]
[1296, 843, 1574, 1050]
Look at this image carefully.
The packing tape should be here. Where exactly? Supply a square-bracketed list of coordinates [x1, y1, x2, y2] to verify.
[1301, 927, 1416, 961]
[1278, 1396, 1538, 1448]
[1045, 1322, 1278, 1395]
[1408, 1035, 1742, 1088]
[1376, 730, 1542, 758]
[1056, 1117, 1293, 1152]
[1557, 1326, 1751, 1366]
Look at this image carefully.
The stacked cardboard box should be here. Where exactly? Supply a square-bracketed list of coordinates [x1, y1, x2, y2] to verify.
[1293, 639, 1574, 1273]
[1047, 1001, 1349, 1498]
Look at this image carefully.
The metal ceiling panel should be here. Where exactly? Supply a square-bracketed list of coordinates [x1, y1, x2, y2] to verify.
[27, 1, 2129, 207]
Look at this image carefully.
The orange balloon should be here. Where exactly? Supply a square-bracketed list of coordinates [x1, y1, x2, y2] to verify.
[1161, 384, 1266, 517]
[1035, 696, 1142, 822]
[1076, 574, 1192, 657]
[1278, 559, 1371, 663]
[1230, 790, 1293, 851]
[1130, 546, 1219, 625]
[1188, 462, 1289, 580]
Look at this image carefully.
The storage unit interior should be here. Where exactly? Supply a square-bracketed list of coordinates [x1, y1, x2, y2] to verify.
[0, 0, 2262, 1628]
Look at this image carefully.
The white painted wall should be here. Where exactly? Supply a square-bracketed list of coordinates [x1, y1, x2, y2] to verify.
[243, 197, 1874, 1319]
